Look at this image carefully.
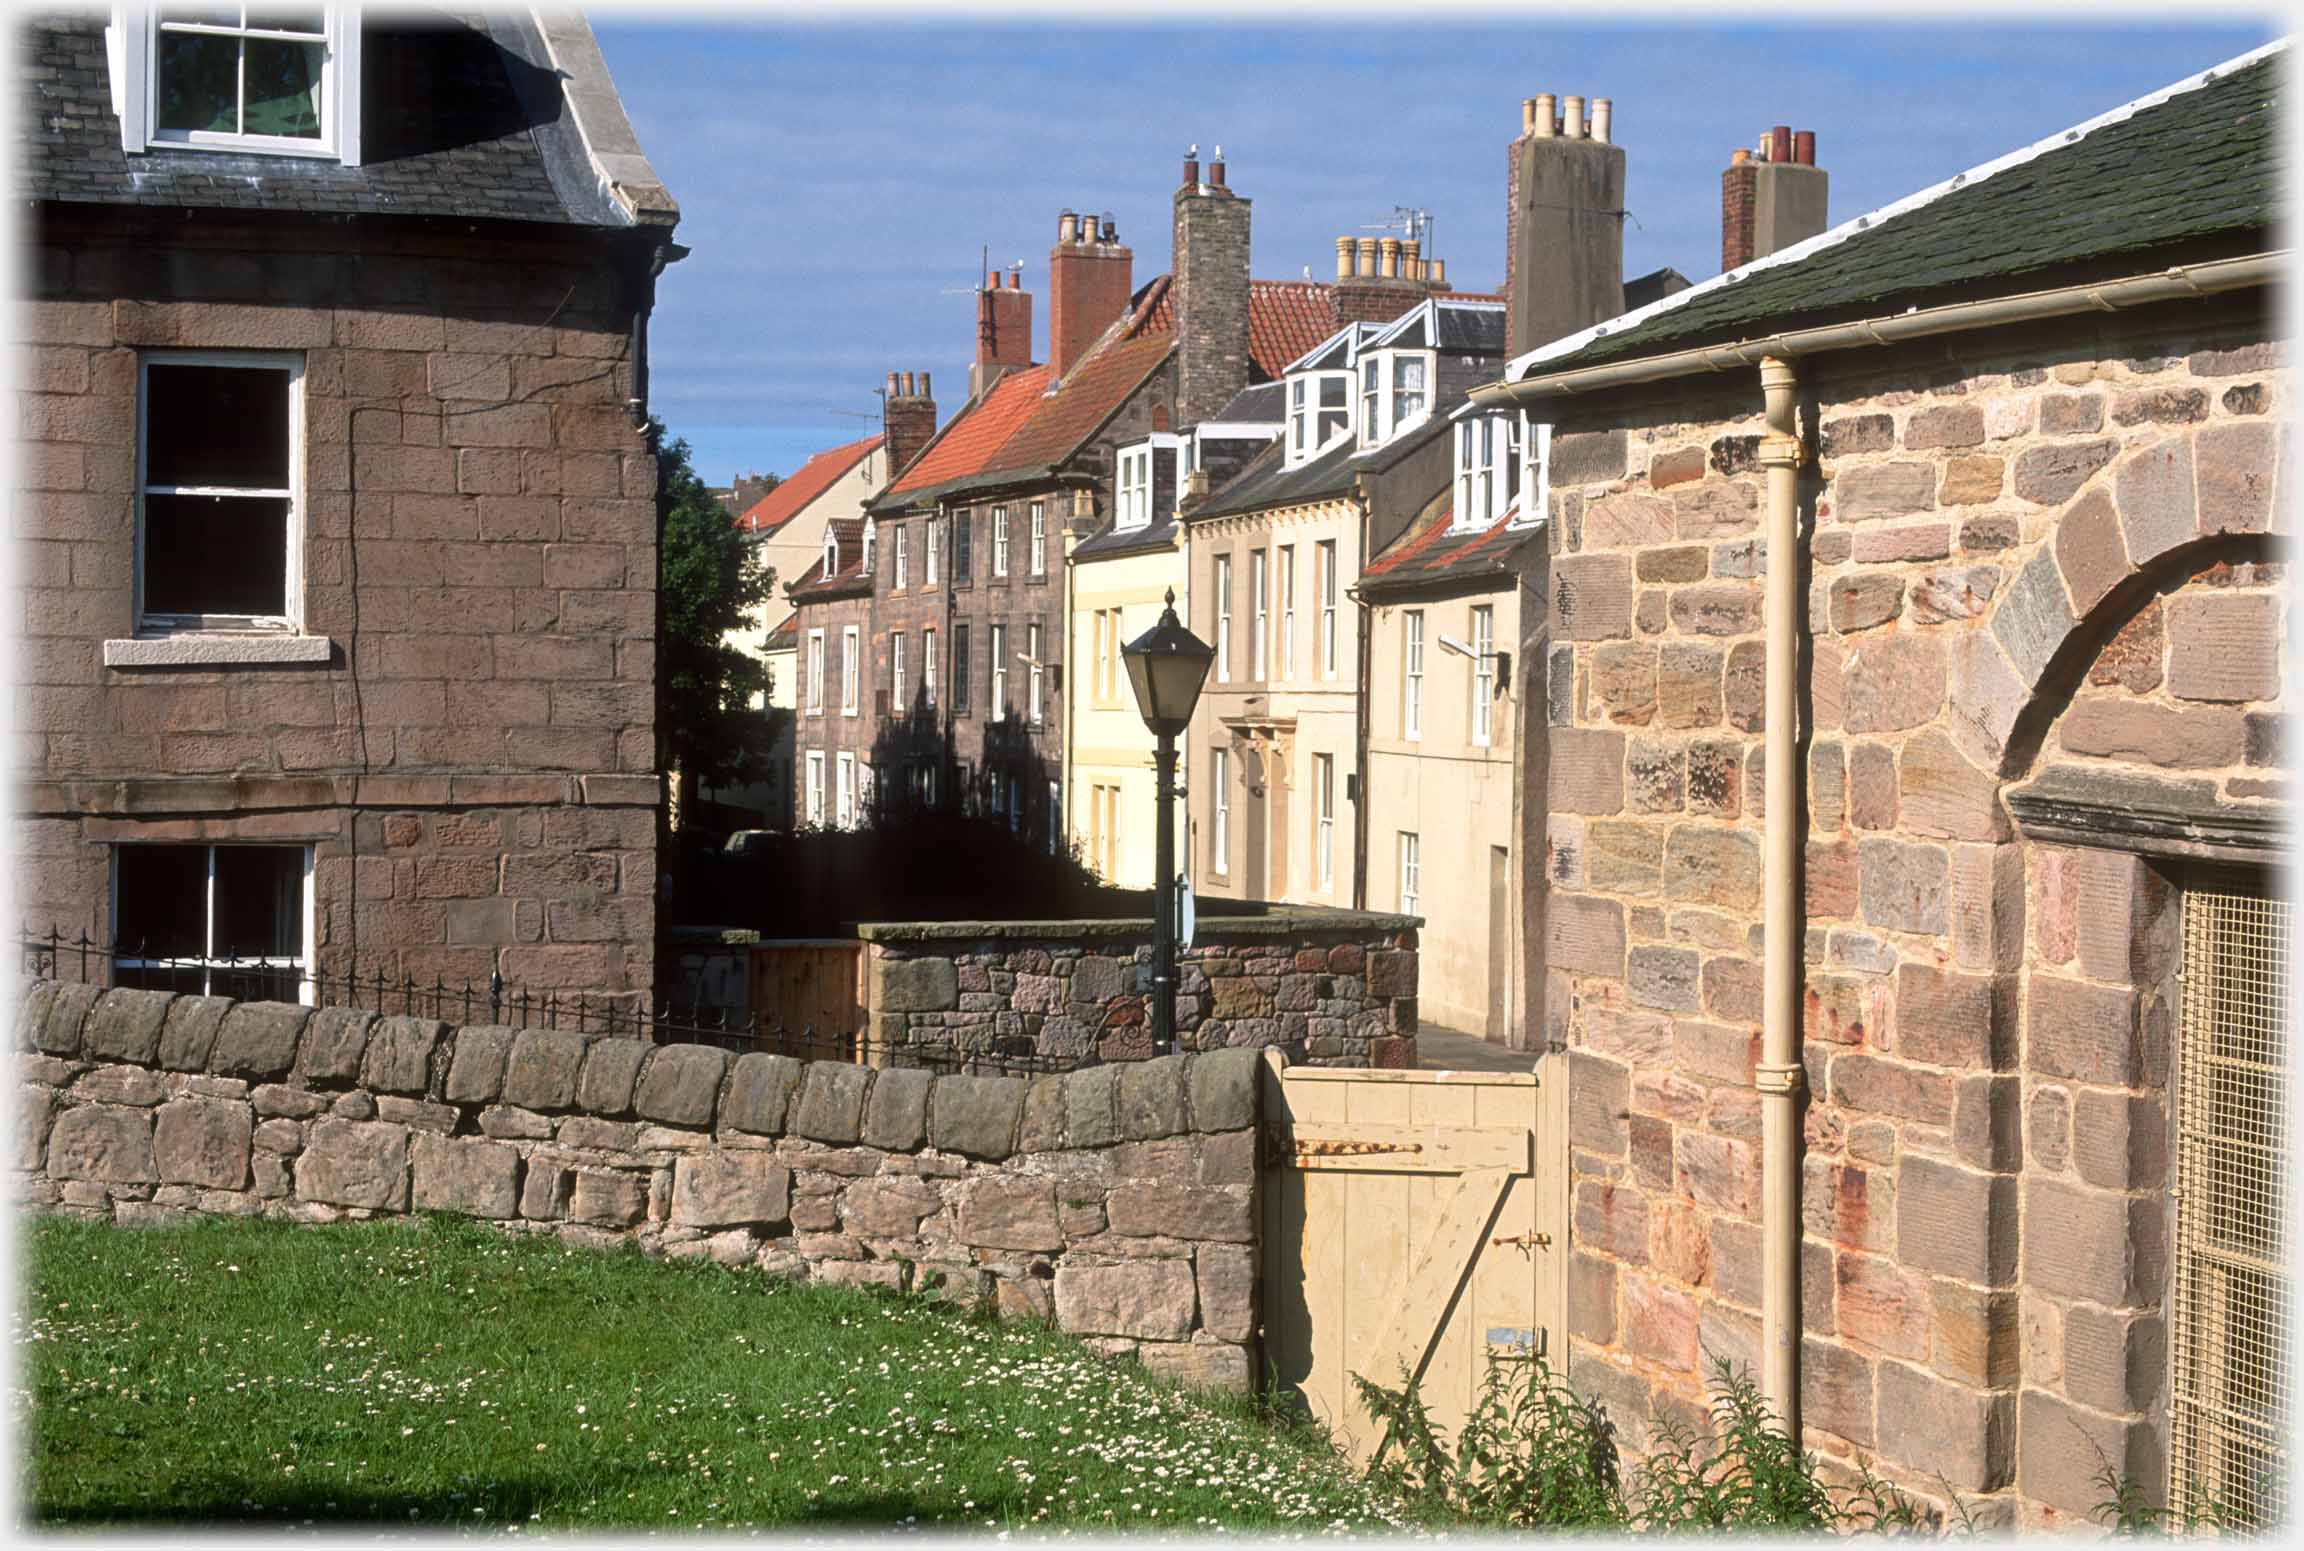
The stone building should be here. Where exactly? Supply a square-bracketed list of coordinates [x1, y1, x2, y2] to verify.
[785, 519, 876, 828]
[711, 433, 888, 827]
[1478, 46, 2286, 1529]
[17, 8, 680, 1002]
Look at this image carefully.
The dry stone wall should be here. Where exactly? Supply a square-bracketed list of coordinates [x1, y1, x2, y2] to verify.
[1539, 304, 2283, 1530]
[14, 979, 1265, 1391]
[864, 914, 1420, 1069]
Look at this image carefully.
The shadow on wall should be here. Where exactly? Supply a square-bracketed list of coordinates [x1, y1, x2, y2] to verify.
[361, 8, 559, 165]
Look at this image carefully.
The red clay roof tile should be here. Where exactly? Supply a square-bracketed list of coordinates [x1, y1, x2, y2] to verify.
[735, 433, 881, 534]
[886, 365, 1052, 496]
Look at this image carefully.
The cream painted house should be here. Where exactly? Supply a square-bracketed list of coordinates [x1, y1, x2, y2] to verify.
[1181, 303, 1506, 915]
[1064, 384, 1283, 887]
[1359, 397, 1546, 1038]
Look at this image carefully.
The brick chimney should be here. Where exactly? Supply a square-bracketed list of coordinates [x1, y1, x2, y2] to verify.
[1504, 90, 1626, 357]
[1049, 210, 1134, 380]
[881, 371, 937, 480]
[970, 269, 1034, 400]
[1721, 126, 1827, 274]
[1172, 143, 1251, 428]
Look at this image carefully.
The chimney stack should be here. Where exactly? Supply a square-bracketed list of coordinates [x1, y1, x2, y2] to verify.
[1721, 127, 1827, 274]
[1505, 86, 1626, 356]
[1173, 142, 1252, 428]
[1048, 206, 1133, 378]
[882, 371, 938, 480]
[972, 267, 1035, 400]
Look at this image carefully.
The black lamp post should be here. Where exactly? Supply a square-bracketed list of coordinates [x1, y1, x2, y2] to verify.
[1122, 589, 1215, 1054]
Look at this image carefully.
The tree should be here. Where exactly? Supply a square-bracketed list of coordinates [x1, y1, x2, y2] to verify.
[655, 421, 775, 822]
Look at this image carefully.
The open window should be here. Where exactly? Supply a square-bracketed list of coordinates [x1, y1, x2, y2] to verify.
[114, 842, 312, 1002]
[1284, 371, 1352, 466]
[137, 352, 303, 635]
[1452, 411, 1523, 530]
[116, 4, 363, 163]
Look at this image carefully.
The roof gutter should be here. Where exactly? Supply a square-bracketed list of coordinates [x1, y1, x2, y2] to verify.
[1468, 252, 2280, 407]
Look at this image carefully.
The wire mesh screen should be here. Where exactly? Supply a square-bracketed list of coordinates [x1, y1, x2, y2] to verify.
[2170, 880, 2290, 1529]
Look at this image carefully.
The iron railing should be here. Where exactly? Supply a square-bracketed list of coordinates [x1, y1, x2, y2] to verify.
[15, 927, 1082, 1079]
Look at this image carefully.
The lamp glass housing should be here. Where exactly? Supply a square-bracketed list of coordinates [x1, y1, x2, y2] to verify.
[1122, 604, 1214, 739]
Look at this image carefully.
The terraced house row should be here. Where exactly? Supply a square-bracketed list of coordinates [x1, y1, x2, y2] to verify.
[737, 45, 2289, 1526]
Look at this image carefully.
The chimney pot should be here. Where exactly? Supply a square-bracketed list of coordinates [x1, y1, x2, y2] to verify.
[1355, 236, 1378, 278]
[1182, 151, 1199, 187]
[1008, 270, 1020, 289]
[1532, 92, 1556, 138]
[1562, 95, 1586, 139]
[1057, 210, 1078, 245]
[1592, 97, 1612, 144]
[1770, 125, 1792, 164]
[1335, 236, 1354, 281]
[1378, 236, 1401, 279]
[919, 371, 930, 398]
[1521, 97, 1536, 134]
[1209, 154, 1226, 188]
[1432, 257, 1446, 287]
[1794, 129, 1816, 167]
[1730, 146, 1750, 166]
[886, 371, 899, 397]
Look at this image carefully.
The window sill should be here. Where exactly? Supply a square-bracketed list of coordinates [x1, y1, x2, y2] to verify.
[104, 635, 334, 668]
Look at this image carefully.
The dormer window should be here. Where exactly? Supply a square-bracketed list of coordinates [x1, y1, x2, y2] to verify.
[1452, 412, 1523, 531]
[1355, 350, 1434, 450]
[1515, 414, 1552, 530]
[822, 529, 839, 579]
[1115, 434, 1183, 530]
[1284, 373, 1351, 466]
[859, 520, 876, 573]
[116, 5, 363, 163]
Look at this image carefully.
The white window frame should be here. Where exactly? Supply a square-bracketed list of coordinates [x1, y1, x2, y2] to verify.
[893, 524, 908, 589]
[1314, 753, 1334, 893]
[1453, 412, 1525, 531]
[841, 626, 859, 717]
[891, 631, 907, 710]
[806, 751, 826, 825]
[1250, 549, 1268, 682]
[860, 519, 876, 573]
[135, 349, 306, 637]
[1213, 554, 1233, 683]
[923, 627, 938, 707]
[926, 515, 940, 585]
[806, 628, 826, 715]
[113, 842, 315, 1004]
[836, 751, 857, 829]
[1357, 349, 1436, 450]
[1029, 501, 1047, 576]
[1512, 415, 1553, 531]
[1211, 747, 1230, 877]
[991, 623, 1008, 715]
[1399, 832, 1421, 917]
[1279, 545, 1297, 680]
[1403, 610, 1425, 741]
[1047, 779, 1061, 854]
[1317, 540, 1338, 681]
[1091, 610, 1109, 704]
[1471, 605, 1496, 747]
[992, 506, 1010, 577]
[823, 529, 839, 579]
[1285, 371, 1354, 467]
[1028, 622, 1044, 724]
[1117, 445, 1151, 530]
[118, 3, 362, 164]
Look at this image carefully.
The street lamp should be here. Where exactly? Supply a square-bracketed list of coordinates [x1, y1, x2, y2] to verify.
[1122, 588, 1214, 1054]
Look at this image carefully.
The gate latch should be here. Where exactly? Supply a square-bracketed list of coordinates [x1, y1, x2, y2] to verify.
[1490, 1231, 1551, 1252]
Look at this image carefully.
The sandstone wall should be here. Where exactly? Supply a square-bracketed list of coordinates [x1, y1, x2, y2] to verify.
[18, 210, 660, 996]
[1538, 302, 2283, 1529]
[15, 979, 1264, 1390]
[864, 914, 1419, 1068]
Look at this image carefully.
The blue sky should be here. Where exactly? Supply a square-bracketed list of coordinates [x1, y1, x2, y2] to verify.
[594, 19, 2276, 486]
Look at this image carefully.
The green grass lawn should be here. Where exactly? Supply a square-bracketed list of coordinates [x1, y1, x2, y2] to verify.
[22, 1213, 1396, 1533]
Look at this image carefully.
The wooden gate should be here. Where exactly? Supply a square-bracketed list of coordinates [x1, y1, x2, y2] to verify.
[746, 940, 866, 1059]
[1258, 1055, 1565, 1459]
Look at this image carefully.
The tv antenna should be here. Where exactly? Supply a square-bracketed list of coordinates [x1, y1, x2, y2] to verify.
[1359, 205, 1436, 253]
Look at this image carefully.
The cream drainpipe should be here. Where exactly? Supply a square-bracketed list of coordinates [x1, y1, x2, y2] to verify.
[1756, 356, 1806, 1440]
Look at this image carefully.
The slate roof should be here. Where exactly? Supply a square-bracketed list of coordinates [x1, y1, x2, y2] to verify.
[765, 615, 799, 650]
[1071, 512, 1183, 562]
[22, 10, 660, 229]
[786, 518, 871, 602]
[737, 435, 879, 535]
[1206, 381, 1284, 424]
[1511, 46, 2281, 380]
[1374, 298, 1508, 353]
[1361, 495, 1540, 594]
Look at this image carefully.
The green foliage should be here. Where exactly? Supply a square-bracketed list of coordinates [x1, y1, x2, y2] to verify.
[655, 421, 774, 794]
[2091, 1455, 2233, 1537]
[1352, 1351, 1941, 1534]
